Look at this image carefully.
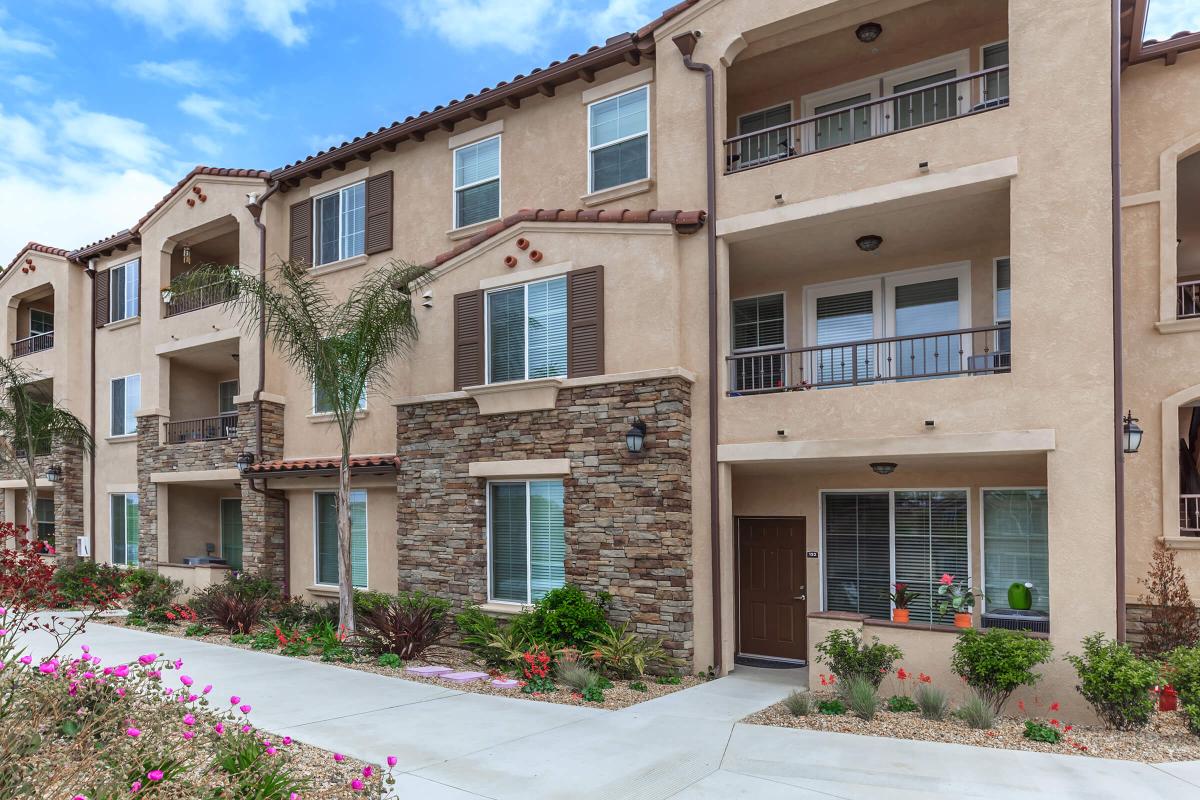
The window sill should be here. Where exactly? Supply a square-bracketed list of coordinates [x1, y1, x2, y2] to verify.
[104, 317, 140, 331]
[307, 410, 368, 423]
[306, 585, 341, 597]
[1156, 317, 1200, 335]
[309, 254, 369, 277]
[1164, 535, 1200, 550]
[106, 434, 138, 444]
[479, 601, 530, 616]
[446, 218, 500, 241]
[463, 377, 562, 416]
[581, 177, 653, 207]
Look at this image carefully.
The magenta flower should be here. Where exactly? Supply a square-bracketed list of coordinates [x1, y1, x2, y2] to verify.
[387, 756, 397, 767]
[282, 736, 292, 745]
[180, 675, 193, 687]
[117, 687, 127, 698]
[182, 731, 194, 741]
[138, 654, 156, 665]
[241, 725, 251, 734]
[202, 684, 212, 694]
[350, 779, 364, 791]
[0, 629, 8, 636]
[39, 662, 57, 674]
[19, 655, 31, 665]
[126, 727, 141, 738]
[289, 794, 300, 800]
[147, 770, 164, 782]
[183, 713, 196, 726]
[333, 753, 345, 762]
[81, 645, 90, 653]
[230, 696, 240, 705]
[0, 607, 6, 615]
[239, 704, 251, 714]
[362, 766, 372, 778]
[187, 693, 197, 702]
[214, 722, 225, 735]
[266, 746, 278, 755]
[174, 659, 183, 669]
[130, 781, 141, 793]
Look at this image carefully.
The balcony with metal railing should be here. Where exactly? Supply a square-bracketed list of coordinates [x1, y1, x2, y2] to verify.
[11, 331, 53, 358]
[164, 412, 239, 444]
[163, 281, 236, 318]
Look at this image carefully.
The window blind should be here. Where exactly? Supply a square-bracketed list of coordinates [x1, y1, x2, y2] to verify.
[315, 491, 367, 588]
[111, 493, 139, 566]
[816, 291, 875, 384]
[995, 259, 1011, 321]
[983, 489, 1049, 613]
[487, 287, 525, 382]
[489, 483, 528, 603]
[455, 137, 501, 228]
[814, 93, 872, 150]
[590, 87, 649, 191]
[529, 481, 566, 601]
[982, 42, 1010, 102]
[894, 491, 969, 623]
[220, 499, 243, 570]
[823, 493, 891, 619]
[35, 497, 54, 545]
[732, 294, 785, 351]
[894, 69, 958, 129]
[738, 104, 792, 163]
[111, 375, 140, 436]
[527, 277, 567, 378]
[340, 182, 366, 258]
[349, 490, 367, 589]
[125, 495, 139, 565]
[315, 192, 340, 265]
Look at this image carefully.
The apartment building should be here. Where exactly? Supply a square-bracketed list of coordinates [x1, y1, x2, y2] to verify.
[1, 0, 1196, 708]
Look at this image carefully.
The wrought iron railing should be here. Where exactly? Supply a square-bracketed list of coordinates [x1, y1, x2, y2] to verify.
[163, 281, 235, 317]
[165, 413, 238, 444]
[723, 66, 1010, 173]
[12, 331, 53, 358]
[1181, 495, 1200, 536]
[727, 324, 1011, 395]
[1178, 280, 1200, 320]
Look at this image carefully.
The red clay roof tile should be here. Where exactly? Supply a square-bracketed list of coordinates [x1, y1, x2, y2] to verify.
[247, 454, 401, 475]
[5, 242, 70, 272]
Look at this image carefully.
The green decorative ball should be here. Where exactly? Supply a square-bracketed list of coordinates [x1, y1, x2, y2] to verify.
[1008, 582, 1033, 611]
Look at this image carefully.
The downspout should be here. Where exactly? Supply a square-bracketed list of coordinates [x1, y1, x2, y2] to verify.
[87, 258, 97, 562]
[673, 30, 722, 673]
[246, 183, 290, 597]
[1111, 0, 1127, 641]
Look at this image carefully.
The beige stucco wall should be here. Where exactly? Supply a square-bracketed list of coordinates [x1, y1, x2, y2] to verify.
[164, 483, 235, 563]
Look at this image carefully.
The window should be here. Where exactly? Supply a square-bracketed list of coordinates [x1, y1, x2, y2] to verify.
[486, 276, 567, 383]
[30, 309, 53, 335]
[732, 294, 785, 392]
[453, 136, 500, 229]
[314, 181, 366, 266]
[110, 374, 140, 436]
[813, 93, 873, 151]
[315, 490, 367, 588]
[983, 489, 1049, 615]
[981, 42, 1010, 104]
[220, 498, 243, 570]
[814, 288, 877, 385]
[35, 497, 54, 546]
[737, 104, 793, 165]
[488, 480, 565, 604]
[109, 259, 140, 322]
[823, 490, 969, 623]
[219, 380, 239, 415]
[994, 257, 1011, 354]
[588, 85, 649, 192]
[110, 493, 139, 566]
[312, 383, 367, 415]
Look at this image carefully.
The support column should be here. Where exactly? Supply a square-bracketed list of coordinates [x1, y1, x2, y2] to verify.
[50, 442, 85, 564]
[135, 413, 164, 569]
[238, 399, 286, 586]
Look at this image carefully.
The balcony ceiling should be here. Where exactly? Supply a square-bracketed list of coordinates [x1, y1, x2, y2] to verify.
[168, 341, 239, 374]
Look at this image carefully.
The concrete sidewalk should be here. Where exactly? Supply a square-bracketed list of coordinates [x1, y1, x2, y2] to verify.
[18, 621, 1200, 799]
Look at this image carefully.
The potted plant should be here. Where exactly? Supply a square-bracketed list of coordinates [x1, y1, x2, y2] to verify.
[936, 573, 977, 628]
[889, 582, 919, 623]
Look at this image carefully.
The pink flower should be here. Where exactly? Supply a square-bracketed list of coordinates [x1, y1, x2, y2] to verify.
[39, 662, 57, 674]
[173, 659, 183, 669]
[386, 756, 397, 767]
[350, 779, 364, 791]
[182, 731, 194, 741]
[115, 665, 129, 678]
[180, 675, 193, 687]
[266, 746, 278, 755]
[126, 727, 141, 738]
[282, 736, 292, 745]
[333, 753, 345, 762]
[183, 714, 196, 726]
[81, 645, 89, 653]
[362, 766, 372, 778]
[241, 725, 251, 733]
[0, 629, 8, 636]
[130, 781, 141, 793]
[214, 723, 225, 735]
[117, 688, 127, 698]
[239, 704, 251, 714]
[290, 794, 300, 800]
[202, 684, 212, 694]
[187, 694, 197, 702]
[19, 655, 31, 665]
[138, 654, 156, 665]
[147, 770, 164, 782]
[939, 573, 955, 585]
[230, 696, 240, 705]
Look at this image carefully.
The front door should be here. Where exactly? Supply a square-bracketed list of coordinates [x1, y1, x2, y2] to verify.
[737, 517, 807, 661]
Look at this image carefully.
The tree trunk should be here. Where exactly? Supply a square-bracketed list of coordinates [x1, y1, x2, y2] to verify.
[336, 453, 356, 634]
[23, 456, 36, 544]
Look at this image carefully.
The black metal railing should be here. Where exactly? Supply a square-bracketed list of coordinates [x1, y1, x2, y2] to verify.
[164, 281, 235, 317]
[1181, 495, 1200, 537]
[724, 66, 1010, 173]
[727, 324, 1011, 395]
[165, 413, 238, 444]
[12, 331, 53, 358]
[1178, 280, 1200, 320]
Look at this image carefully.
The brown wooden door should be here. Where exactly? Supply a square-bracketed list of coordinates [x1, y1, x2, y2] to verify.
[738, 517, 807, 661]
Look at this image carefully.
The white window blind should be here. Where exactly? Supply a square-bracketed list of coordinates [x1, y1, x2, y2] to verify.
[110, 259, 140, 322]
[454, 136, 501, 228]
[823, 493, 891, 619]
[816, 290, 876, 385]
[314, 181, 366, 266]
[894, 278, 961, 377]
[315, 491, 367, 588]
[486, 277, 567, 383]
[983, 489, 1049, 614]
[220, 498, 243, 570]
[738, 104, 792, 164]
[489, 480, 566, 604]
[893, 491, 969, 623]
[589, 86, 649, 192]
[110, 375, 140, 436]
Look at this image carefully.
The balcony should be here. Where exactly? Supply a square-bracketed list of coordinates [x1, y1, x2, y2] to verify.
[164, 280, 235, 318]
[12, 331, 53, 358]
[165, 413, 238, 444]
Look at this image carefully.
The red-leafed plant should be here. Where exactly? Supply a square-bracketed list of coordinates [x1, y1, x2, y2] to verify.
[1137, 540, 1200, 657]
[354, 592, 449, 660]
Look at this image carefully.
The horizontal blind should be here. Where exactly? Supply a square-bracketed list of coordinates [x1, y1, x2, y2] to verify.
[111, 379, 125, 436]
[983, 489, 1049, 613]
[349, 490, 368, 589]
[894, 491, 968, 624]
[457, 181, 500, 228]
[732, 294, 784, 351]
[110, 494, 126, 565]
[487, 287, 525, 382]
[340, 182, 366, 259]
[528, 481, 566, 601]
[490, 483, 528, 603]
[316, 493, 339, 585]
[816, 291, 875, 384]
[592, 137, 648, 192]
[995, 258, 1011, 320]
[125, 494, 139, 565]
[527, 277, 568, 378]
[315, 193, 340, 266]
[823, 493, 890, 619]
[590, 87, 647, 146]
[220, 499, 243, 571]
[455, 137, 500, 187]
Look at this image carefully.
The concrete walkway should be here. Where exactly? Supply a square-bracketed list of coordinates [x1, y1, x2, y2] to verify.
[18, 621, 1200, 799]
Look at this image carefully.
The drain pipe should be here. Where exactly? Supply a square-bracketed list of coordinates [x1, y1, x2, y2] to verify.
[246, 183, 290, 597]
[1111, 0, 1127, 641]
[87, 258, 97, 562]
[674, 30, 722, 674]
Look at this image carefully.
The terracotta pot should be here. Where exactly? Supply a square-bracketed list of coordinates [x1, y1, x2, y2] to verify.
[892, 608, 910, 623]
[954, 612, 973, 629]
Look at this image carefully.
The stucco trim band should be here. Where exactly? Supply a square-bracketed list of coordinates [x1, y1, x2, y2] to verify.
[718, 428, 1056, 463]
[468, 459, 572, 478]
[464, 378, 562, 415]
[150, 469, 241, 484]
[0, 479, 52, 489]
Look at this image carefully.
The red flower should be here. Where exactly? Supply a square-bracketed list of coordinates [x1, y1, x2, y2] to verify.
[1064, 725, 1073, 732]
[918, 673, 932, 684]
[1049, 702, 1060, 712]
[896, 668, 908, 681]
[1018, 700, 1025, 713]
[1049, 719, 1059, 727]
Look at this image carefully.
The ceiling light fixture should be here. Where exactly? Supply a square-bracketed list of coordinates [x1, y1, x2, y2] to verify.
[856, 22, 883, 43]
[856, 234, 883, 252]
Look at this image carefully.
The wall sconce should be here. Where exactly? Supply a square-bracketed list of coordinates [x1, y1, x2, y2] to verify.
[182, 246, 192, 265]
[626, 418, 647, 454]
[856, 22, 883, 43]
[1123, 411, 1143, 454]
[236, 452, 256, 475]
[46, 464, 63, 484]
[870, 462, 897, 476]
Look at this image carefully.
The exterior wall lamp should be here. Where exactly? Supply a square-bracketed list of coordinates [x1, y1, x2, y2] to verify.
[236, 452, 256, 475]
[1123, 411, 1143, 454]
[46, 464, 63, 484]
[626, 419, 647, 454]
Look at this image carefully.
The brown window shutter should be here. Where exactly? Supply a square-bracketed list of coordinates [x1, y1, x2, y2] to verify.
[94, 268, 110, 328]
[453, 290, 485, 390]
[567, 265, 605, 378]
[364, 171, 394, 255]
[289, 198, 313, 267]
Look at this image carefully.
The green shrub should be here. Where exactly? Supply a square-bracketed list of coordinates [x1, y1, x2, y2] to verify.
[817, 698, 846, 715]
[843, 675, 880, 721]
[1023, 720, 1061, 743]
[270, 597, 312, 629]
[1185, 703, 1200, 736]
[1065, 633, 1158, 730]
[956, 690, 996, 729]
[1167, 645, 1200, 708]
[250, 631, 276, 650]
[189, 572, 281, 634]
[815, 628, 903, 688]
[587, 623, 676, 678]
[456, 606, 508, 665]
[51, 560, 126, 606]
[630, 681, 648, 692]
[377, 653, 402, 668]
[886, 695, 919, 713]
[520, 585, 609, 648]
[655, 675, 682, 685]
[353, 590, 393, 616]
[914, 684, 949, 721]
[783, 690, 812, 716]
[184, 623, 212, 637]
[556, 661, 601, 693]
[125, 570, 183, 623]
[950, 628, 1054, 714]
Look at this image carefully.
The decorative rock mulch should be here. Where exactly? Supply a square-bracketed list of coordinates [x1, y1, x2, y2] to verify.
[744, 695, 1200, 763]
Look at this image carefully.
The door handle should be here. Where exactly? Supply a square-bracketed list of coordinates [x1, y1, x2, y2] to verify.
[793, 594, 806, 602]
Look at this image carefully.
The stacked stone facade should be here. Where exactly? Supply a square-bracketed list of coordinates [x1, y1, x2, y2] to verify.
[395, 376, 694, 661]
[136, 399, 285, 583]
[0, 441, 86, 561]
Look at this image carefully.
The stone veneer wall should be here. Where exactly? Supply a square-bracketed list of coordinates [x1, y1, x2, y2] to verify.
[136, 400, 285, 584]
[0, 442, 85, 562]
[395, 376, 694, 662]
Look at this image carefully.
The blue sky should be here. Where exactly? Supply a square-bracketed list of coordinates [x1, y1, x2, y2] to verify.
[0, 0, 661, 258]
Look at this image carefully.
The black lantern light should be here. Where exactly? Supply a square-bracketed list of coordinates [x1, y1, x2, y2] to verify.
[626, 418, 647, 454]
[870, 462, 898, 476]
[1123, 411, 1143, 454]
[856, 234, 884, 252]
[855, 22, 883, 43]
[45, 464, 62, 484]
[236, 452, 256, 475]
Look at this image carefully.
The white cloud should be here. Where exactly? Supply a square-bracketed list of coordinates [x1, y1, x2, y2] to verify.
[590, 0, 654, 33]
[179, 94, 246, 135]
[307, 132, 350, 153]
[0, 24, 54, 57]
[103, 0, 311, 46]
[6, 75, 45, 94]
[1145, 0, 1200, 40]
[134, 59, 229, 88]
[187, 133, 223, 159]
[0, 103, 174, 261]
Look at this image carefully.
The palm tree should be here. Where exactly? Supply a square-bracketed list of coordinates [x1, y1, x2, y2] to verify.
[0, 357, 95, 546]
[172, 259, 428, 632]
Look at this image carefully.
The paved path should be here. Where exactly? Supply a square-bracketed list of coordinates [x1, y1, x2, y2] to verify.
[19, 621, 1200, 799]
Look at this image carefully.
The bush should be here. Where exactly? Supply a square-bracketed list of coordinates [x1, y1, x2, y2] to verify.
[950, 628, 1053, 715]
[843, 675, 880, 721]
[556, 661, 604, 696]
[456, 606, 506, 665]
[1167, 645, 1200, 708]
[520, 585, 609, 648]
[956, 690, 996, 729]
[817, 699, 846, 715]
[1185, 704, 1200, 736]
[353, 590, 394, 617]
[814, 628, 903, 688]
[1023, 720, 1062, 743]
[1136, 540, 1200, 658]
[189, 573, 281, 634]
[655, 675, 682, 685]
[630, 681, 648, 692]
[126, 570, 183, 623]
[886, 695, 918, 713]
[51, 560, 127, 607]
[1065, 633, 1158, 730]
[354, 591, 449, 659]
[784, 690, 813, 716]
[914, 683, 949, 721]
[270, 597, 312, 629]
[377, 653, 402, 668]
[586, 622, 676, 678]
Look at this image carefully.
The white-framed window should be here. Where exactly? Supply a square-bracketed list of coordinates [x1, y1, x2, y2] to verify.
[588, 85, 649, 193]
[314, 490, 367, 588]
[731, 292, 786, 392]
[110, 259, 140, 322]
[800, 77, 879, 153]
[453, 135, 501, 229]
[220, 497, 243, 571]
[29, 309, 53, 335]
[313, 180, 366, 266]
[487, 480, 565, 605]
[110, 492, 139, 566]
[736, 103, 793, 166]
[110, 374, 140, 437]
[981, 41, 1010, 105]
[881, 51, 970, 132]
[35, 496, 54, 546]
[994, 257, 1011, 354]
[822, 489, 970, 624]
[982, 488, 1049, 616]
[219, 379, 239, 416]
[311, 382, 367, 415]
[485, 275, 567, 383]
